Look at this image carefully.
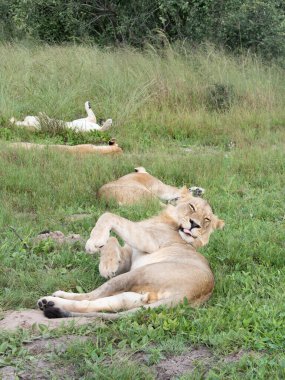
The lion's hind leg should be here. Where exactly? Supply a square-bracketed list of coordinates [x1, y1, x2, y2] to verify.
[84, 101, 97, 123]
[86, 292, 149, 312]
[38, 292, 149, 318]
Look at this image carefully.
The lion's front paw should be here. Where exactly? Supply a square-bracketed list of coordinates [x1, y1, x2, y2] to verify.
[85, 238, 100, 254]
[85, 234, 109, 254]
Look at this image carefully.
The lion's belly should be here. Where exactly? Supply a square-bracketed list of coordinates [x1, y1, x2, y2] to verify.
[130, 247, 209, 272]
[66, 119, 101, 131]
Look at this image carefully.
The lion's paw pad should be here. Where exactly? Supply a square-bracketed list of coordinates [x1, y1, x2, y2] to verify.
[38, 298, 55, 310]
[189, 187, 205, 197]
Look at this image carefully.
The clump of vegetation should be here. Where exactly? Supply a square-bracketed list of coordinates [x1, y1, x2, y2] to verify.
[206, 83, 236, 112]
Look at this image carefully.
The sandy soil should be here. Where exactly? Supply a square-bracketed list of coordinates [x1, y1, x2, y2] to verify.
[0, 309, 99, 331]
[134, 347, 251, 379]
[154, 348, 213, 379]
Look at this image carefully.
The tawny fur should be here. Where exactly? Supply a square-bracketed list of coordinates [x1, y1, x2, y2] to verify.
[9, 141, 122, 155]
[98, 167, 194, 205]
[38, 194, 224, 319]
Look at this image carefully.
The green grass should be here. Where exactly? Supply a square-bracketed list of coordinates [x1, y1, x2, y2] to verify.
[0, 123, 112, 145]
[0, 43, 285, 378]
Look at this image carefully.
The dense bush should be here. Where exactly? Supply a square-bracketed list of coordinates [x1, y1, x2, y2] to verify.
[206, 83, 236, 112]
[0, 0, 284, 60]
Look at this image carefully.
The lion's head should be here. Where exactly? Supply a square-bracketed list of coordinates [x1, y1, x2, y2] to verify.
[170, 194, 224, 248]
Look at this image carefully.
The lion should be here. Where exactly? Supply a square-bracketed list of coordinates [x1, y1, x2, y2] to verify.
[98, 167, 205, 205]
[10, 101, 113, 132]
[9, 139, 122, 155]
[37, 193, 224, 320]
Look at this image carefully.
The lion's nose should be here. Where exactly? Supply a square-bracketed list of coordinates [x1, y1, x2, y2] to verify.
[190, 219, 201, 229]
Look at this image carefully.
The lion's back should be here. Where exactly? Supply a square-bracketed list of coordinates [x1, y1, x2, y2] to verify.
[98, 172, 161, 205]
[98, 182, 154, 205]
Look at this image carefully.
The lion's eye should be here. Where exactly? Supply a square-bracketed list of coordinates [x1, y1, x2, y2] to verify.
[189, 204, 195, 212]
[204, 217, 211, 222]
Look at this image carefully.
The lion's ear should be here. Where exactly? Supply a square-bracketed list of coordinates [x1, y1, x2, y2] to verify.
[134, 167, 147, 173]
[214, 218, 225, 230]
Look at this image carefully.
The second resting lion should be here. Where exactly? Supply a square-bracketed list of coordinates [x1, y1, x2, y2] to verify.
[98, 167, 204, 205]
[37, 193, 224, 319]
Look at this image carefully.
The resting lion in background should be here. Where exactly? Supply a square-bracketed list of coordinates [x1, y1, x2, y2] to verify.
[37, 193, 224, 320]
[10, 101, 112, 132]
[98, 167, 205, 205]
[9, 139, 122, 155]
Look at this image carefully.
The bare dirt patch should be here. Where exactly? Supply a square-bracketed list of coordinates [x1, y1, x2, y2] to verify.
[132, 347, 252, 379]
[153, 347, 213, 379]
[0, 335, 91, 380]
[35, 230, 83, 245]
[152, 349, 253, 379]
[25, 335, 90, 355]
[19, 360, 77, 380]
[0, 366, 18, 380]
[0, 309, 101, 331]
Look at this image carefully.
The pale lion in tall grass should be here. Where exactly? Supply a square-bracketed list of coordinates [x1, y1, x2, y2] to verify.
[10, 101, 112, 132]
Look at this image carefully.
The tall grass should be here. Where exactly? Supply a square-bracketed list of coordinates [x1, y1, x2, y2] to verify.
[0, 43, 284, 150]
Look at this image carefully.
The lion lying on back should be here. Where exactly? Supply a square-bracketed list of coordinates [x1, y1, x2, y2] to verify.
[37, 193, 224, 319]
[10, 101, 112, 133]
[99, 167, 204, 205]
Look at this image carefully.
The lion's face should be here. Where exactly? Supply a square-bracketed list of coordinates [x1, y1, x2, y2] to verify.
[173, 194, 224, 248]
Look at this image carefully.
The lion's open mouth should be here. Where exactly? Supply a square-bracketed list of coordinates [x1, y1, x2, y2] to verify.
[179, 227, 196, 238]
